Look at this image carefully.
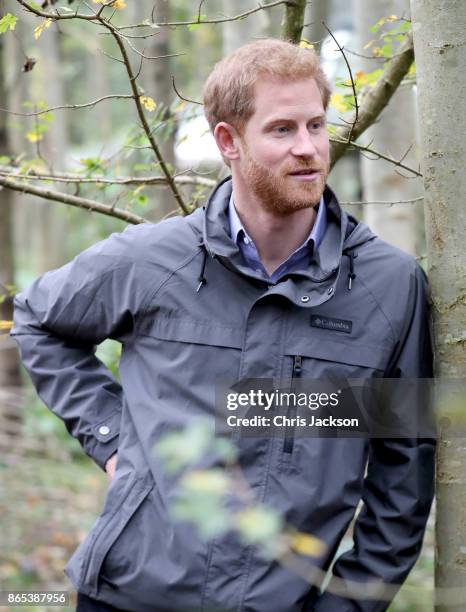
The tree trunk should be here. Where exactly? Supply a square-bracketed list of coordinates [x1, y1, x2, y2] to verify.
[355, 0, 421, 256]
[304, 0, 329, 54]
[0, 37, 23, 435]
[410, 1, 466, 609]
[281, 0, 306, 43]
[32, 23, 68, 272]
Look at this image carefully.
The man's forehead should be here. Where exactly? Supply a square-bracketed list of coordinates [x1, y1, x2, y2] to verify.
[250, 77, 325, 119]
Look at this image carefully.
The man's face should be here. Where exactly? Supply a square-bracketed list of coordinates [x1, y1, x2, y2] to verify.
[236, 77, 330, 214]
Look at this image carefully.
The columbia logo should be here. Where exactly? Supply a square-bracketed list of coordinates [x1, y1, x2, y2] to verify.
[310, 315, 352, 334]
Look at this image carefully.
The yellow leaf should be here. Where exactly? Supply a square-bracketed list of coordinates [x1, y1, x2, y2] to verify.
[372, 47, 383, 57]
[386, 14, 398, 22]
[26, 131, 43, 143]
[290, 532, 326, 557]
[34, 18, 52, 40]
[330, 93, 348, 113]
[355, 70, 369, 85]
[140, 95, 157, 112]
[0, 320, 13, 331]
[363, 39, 375, 50]
[299, 39, 314, 50]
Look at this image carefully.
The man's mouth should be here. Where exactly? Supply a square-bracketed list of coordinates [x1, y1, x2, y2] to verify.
[288, 169, 321, 180]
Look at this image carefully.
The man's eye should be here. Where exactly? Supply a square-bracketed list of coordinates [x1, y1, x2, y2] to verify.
[274, 125, 289, 134]
[311, 121, 323, 130]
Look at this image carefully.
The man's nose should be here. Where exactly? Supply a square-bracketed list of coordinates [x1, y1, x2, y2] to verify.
[290, 128, 318, 158]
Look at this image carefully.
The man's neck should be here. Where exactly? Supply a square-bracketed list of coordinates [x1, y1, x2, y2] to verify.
[232, 191, 317, 276]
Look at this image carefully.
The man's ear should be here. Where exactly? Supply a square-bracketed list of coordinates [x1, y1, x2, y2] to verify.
[213, 122, 241, 162]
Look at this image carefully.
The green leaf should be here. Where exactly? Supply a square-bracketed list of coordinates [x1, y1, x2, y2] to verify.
[0, 155, 11, 165]
[79, 156, 106, 175]
[369, 17, 385, 33]
[40, 112, 55, 123]
[0, 13, 18, 34]
[381, 43, 392, 57]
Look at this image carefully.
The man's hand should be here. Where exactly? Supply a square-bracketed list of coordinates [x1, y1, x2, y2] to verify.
[105, 452, 118, 482]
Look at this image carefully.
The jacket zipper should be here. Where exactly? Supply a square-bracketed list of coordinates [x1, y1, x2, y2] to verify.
[283, 355, 302, 454]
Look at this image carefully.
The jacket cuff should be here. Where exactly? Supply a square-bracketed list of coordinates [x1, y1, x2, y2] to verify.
[87, 410, 121, 470]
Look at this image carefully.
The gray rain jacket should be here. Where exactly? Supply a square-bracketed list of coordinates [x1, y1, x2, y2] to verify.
[12, 178, 435, 612]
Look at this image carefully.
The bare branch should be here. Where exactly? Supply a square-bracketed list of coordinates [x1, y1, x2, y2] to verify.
[16, 0, 99, 21]
[323, 23, 359, 143]
[0, 166, 216, 188]
[150, 0, 289, 27]
[281, 0, 306, 44]
[330, 137, 422, 177]
[340, 197, 424, 207]
[0, 94, 133, 117]
[330, 33, 415, 169]
[122, 40, 185, 62]
[103, 21, 189, 214]
[0, 176, 147, 225]
[171, 77, 203, 106]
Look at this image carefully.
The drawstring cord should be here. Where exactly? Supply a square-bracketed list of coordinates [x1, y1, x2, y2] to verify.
[346, 251, 358, 290]
[196, 244, 208, 292]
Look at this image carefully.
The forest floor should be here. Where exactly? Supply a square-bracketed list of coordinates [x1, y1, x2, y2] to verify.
[0, 431, 434, 612]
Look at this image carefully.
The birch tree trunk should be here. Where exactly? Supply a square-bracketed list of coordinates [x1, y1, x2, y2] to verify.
[410, 1, 466, 609]
[355, 0, 422, 256]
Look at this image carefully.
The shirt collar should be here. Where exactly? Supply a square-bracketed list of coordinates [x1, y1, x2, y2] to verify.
[228, 193, 327, 251]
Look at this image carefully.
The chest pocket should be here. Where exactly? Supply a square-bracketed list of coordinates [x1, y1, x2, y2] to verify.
[137, 316, 243, 388]
[284, 335, 389, 379]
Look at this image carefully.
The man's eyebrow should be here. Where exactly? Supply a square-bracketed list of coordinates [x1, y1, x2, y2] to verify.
[263, 114, 326, 127]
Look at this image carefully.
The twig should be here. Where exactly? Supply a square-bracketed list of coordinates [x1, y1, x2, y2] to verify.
[0, 94, 133, 117]
[330, 137, 422, 177]
[16, 0, 98, 21]
[323, 22, 358, 143]
[152, 0, 289, 27]
[0, 175, 147, 224]
[171, 77, 203, 106]
[0, 166, 216, 188]
[340, 197, 424, 206]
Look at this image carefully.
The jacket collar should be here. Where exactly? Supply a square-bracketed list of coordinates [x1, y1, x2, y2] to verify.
[201, 176, 366, 284]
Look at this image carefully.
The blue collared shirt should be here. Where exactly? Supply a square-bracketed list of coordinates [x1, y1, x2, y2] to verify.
[228, 194, 327, 282]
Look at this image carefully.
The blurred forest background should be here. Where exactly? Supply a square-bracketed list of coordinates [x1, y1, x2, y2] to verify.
[0, 0, 464, 610]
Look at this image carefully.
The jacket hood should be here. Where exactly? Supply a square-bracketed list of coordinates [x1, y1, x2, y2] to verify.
[196, 176, 376, 287]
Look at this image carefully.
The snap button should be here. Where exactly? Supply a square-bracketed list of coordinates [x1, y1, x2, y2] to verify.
[243, 236, 250, 245]
[328, 287, 334, 295]
[300, 295, 310, 303]
[99, 425, 110, 436]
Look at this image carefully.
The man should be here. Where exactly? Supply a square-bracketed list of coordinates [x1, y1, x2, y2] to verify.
[12, 39, 434, 612]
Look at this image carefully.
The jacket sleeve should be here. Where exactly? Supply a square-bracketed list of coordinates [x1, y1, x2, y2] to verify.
[313, 265, 435, 612]
[11, 226, 152, 471]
